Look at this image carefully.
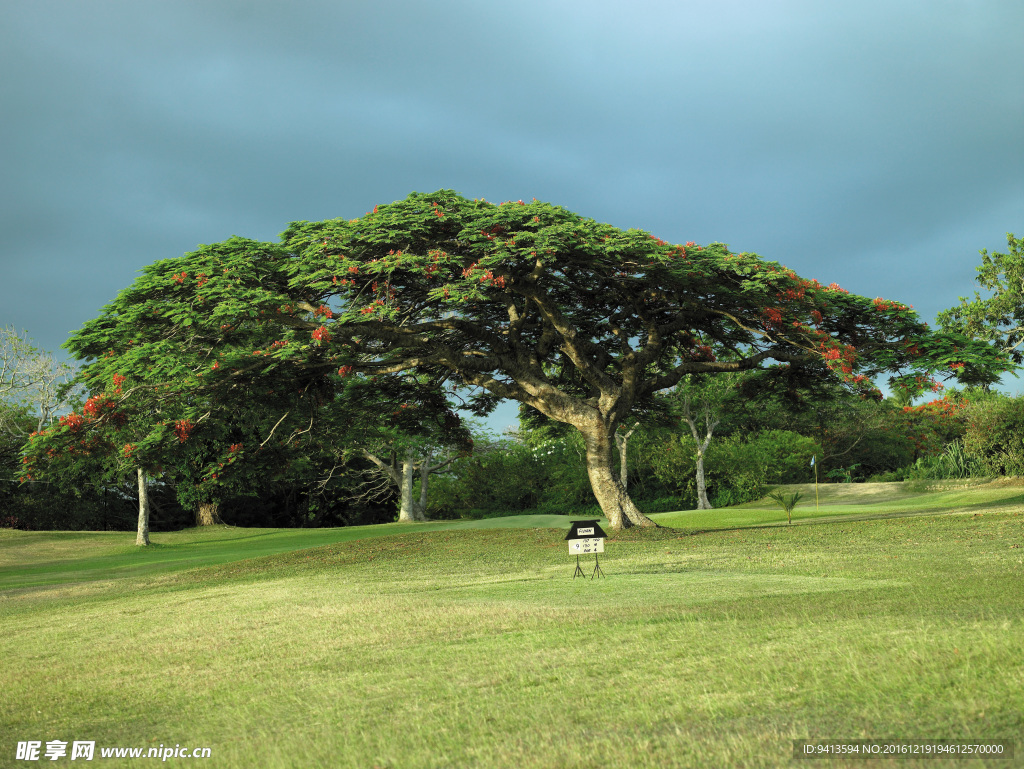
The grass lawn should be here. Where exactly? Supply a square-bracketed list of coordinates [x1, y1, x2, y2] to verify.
[1, 482, 1023, 768]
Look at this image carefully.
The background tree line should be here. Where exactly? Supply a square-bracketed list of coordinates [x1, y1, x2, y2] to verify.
[5, 341, 1022, 531]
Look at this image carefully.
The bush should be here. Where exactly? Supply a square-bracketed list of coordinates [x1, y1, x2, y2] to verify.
[638, 496, 692, 514]
[902, 440, 985, 480]
[964, 396, 1024, 477]
[866, 467, 913, 482]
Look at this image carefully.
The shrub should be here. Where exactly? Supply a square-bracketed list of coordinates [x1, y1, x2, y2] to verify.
[638, 496, 692, 514]
[964, 396, 1024, 476]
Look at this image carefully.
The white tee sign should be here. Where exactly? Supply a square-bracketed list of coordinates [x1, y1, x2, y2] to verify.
[569, 537, 604, 554]
[565, 520, 609, 578]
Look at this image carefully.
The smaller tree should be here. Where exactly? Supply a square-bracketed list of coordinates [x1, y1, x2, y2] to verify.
[20, 383, 166, 544]
[767, 490, 802, 524]
[324, 375, 471, 523]
[0, 326, 79, 437]
[665, 372, 749, 509]
[938, 233, 1024, 372]
[362, 441, 467, 522]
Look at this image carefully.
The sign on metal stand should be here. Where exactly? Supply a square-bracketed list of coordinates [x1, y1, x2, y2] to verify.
[565, 520, 608, 579]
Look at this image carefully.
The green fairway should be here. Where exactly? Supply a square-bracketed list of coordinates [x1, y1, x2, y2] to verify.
[655, 479, 1024, 531]
[0, 515, 580, 592]
[2, 484, 1023, 768]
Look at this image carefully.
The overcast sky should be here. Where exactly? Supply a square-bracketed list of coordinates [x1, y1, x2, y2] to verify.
[2, 0, 1022, 430]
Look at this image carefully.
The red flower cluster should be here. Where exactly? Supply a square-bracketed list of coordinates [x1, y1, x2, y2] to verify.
[196, 273, 208, 288]
[816, 337, 857, 376]
[112, 373, 126, 394]
[762, 307, 784, 328]
[173, 272, 187, 285]
[314, 305, 334, 319]
[480, 270, 506, 288]
[83, 395, 117, 418]
[692, 344, 716, 362]
[780, 286, 805, 301]
[173, 419, 195, 443]
[337, 365, 354, 377]
[872, 297, 909, 312]
[903, 396, 963, 418]
[123, 444, 136, 458]
[312, 325, 331, 343]
[59, 413, 86, 433]
[228, 443, 243, 453]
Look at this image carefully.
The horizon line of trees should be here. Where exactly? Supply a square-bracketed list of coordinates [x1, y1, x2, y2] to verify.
[4, 337, 1022, 532]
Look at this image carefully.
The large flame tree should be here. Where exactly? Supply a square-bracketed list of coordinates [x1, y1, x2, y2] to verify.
[27, 191, 1008, 531]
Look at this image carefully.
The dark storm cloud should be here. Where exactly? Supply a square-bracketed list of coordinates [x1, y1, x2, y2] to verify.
[2, 0, 1022, 417]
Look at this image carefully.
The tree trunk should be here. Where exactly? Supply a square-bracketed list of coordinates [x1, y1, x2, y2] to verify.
[614, 422, 639, 491]
[682, 399, 719, 510]
[694, 447, 711, 510]
[418, 448, 432, 515]
[197, 501, 222, 526]
[582, 425, 656, 531]
[136, 468, 150, 546]
[397, 447, 426, 522]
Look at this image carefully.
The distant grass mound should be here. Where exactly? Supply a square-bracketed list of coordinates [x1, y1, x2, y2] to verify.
[2, 482, 1022, 767]
[653, 478, 1024, 530]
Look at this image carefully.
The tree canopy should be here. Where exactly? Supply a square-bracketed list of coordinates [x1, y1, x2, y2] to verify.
[938, 233, 1024, 371]
[29, 191, 1011, 530]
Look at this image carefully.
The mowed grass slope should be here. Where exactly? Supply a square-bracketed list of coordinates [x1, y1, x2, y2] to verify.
[1, 485, 1023, 768]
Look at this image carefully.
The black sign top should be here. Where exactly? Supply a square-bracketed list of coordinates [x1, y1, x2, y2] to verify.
[565, 520, 608, 540]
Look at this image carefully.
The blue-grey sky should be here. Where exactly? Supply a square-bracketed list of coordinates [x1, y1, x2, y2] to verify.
[2, 0, 1022, 430]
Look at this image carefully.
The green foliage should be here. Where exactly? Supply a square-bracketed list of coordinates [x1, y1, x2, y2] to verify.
[649, 429, 820, 508]
[901, 440, 985, 481]
[426, 435, 596, 518]
[938, 233, 1024, 370]
[708, 431, 818, 506]
[963, 395, 1024, 477]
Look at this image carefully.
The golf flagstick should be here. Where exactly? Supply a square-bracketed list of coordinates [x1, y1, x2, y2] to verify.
[812, 454, 818, 511]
